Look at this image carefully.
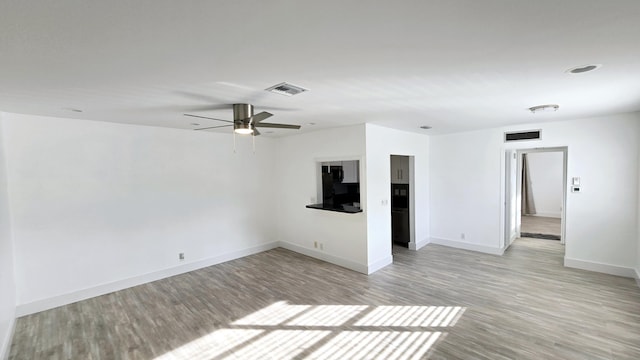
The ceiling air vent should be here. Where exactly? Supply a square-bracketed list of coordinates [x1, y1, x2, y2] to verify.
[505, 130, 541, 142]
[265, 82, 308, 96]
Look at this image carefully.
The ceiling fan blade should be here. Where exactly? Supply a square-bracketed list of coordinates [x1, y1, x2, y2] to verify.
[184, 114, 233, 123]
[174, 91, 226, 104]
[194, 124, 233, 131]
[252, 111, 273, 123]
[184, 104, 232, 112]
[255, 123, 301, 129]
[252, 127, 261, 136]
[254, 105, 300, 112]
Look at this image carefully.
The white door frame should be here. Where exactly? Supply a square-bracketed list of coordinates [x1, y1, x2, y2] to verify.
[502, 149, 518, 248]
[501, 146, 568, 250]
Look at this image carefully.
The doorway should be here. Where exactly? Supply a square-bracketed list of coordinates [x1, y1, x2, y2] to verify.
[390, 155, 415, 252]
[520, 151, 563, 240]
[502, 147, 567, 250]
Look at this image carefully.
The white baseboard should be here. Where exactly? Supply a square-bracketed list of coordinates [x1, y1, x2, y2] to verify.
[635, 268, 640, 288]
[408, 237, 430, 251]
[277, 241, 368, 274]
[564, 257, 637, 278]
[429, 237, 504, 256]
[16, 242, 280, 317]
[1, 317, 15, 360]
[367, 256, 393, 274]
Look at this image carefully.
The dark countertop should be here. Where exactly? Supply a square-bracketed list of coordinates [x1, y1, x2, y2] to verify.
[305, 203, 363, 214]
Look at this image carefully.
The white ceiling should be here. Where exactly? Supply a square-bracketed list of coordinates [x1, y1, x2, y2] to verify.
[1, 0, 639, 136]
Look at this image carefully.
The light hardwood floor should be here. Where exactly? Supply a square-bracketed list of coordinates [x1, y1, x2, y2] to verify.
[10, 238, 640, 359]
[521, 215, 561, 236]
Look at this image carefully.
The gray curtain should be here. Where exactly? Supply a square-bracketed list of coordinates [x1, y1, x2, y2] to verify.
[521, 154, 537, 215]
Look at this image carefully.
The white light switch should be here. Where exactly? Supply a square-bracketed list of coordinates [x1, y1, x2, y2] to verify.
[572, 177, 580, 186]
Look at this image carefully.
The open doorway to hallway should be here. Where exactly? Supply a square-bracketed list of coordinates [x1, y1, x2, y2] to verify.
[390, 155, 415, 255]
[520, 151, 563, 241]
[503, 147, 567, 251]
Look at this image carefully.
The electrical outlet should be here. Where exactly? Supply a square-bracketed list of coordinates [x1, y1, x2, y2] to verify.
[314, 241, 318, 248]
[179, 253, 185, 261]
[461, 233, 465, 240]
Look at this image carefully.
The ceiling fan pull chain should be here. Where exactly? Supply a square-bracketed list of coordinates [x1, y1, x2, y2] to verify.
[233, 131, 237, 153]
[252, 134, 256, 154]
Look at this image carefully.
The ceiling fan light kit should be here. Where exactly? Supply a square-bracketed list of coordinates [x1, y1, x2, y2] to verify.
[234, 125, 253, 135]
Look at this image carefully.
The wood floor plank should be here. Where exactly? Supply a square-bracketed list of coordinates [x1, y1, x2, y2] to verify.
[9, 238, 640, 359]
[521, 215, 561, 236]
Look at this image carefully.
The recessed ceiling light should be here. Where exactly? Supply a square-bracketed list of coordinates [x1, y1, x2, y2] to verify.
[63, 107, 83, 113]
[190, 123, 200, 126]
[420, 125, 432, 130]
[308, 122, 316, 126]
[529, 104, 559, 114]
[566, 64, 602, 74]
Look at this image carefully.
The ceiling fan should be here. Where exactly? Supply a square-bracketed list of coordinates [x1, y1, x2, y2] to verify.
[184, 104, 301, 136]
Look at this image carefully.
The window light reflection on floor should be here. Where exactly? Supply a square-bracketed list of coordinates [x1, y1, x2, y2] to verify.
[232, 330, 330, 359]
[232, 301, 311, 326]
[154, 302, 465, 360]
[310, 331, 442, 360]
[154, 329, 263, 360]
[286, 305, 368, 326]
[354, 305, 464, 327]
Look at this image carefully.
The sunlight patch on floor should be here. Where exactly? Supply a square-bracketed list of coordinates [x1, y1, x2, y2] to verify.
[354, 306, 464, 327]
[155, 302, 464, 359]
[154, 329, 263, 360]
[230, 330, 331, 359]
[308, 331, 442, 360]
[232, 301, 310, 326]
[286, 305, 368, 326]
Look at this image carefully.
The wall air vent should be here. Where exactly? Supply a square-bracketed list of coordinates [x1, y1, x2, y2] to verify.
[265, 82, 308, 96]
[504, 130, 541, 142]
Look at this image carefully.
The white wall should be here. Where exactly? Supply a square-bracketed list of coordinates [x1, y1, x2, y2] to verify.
[430, 129, 504, 252]
[275, 125, 369, 272]
[0, 115, 17, 360]
[430, 112, 640, 274]
[3, 113, 278, 314]
[526, 151, 564, 218]
[365, 124, 429, 269]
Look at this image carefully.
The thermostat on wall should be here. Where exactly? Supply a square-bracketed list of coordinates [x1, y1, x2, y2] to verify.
[571, 177, 581, 192]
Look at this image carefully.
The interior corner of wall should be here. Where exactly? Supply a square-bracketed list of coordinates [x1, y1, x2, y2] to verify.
[0, 313, 16, 360]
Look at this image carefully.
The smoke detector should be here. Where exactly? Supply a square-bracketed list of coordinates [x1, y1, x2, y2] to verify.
[265, 82, 308, 96]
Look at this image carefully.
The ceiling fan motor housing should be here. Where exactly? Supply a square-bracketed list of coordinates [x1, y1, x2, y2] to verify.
[233, 104, 253, 122]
